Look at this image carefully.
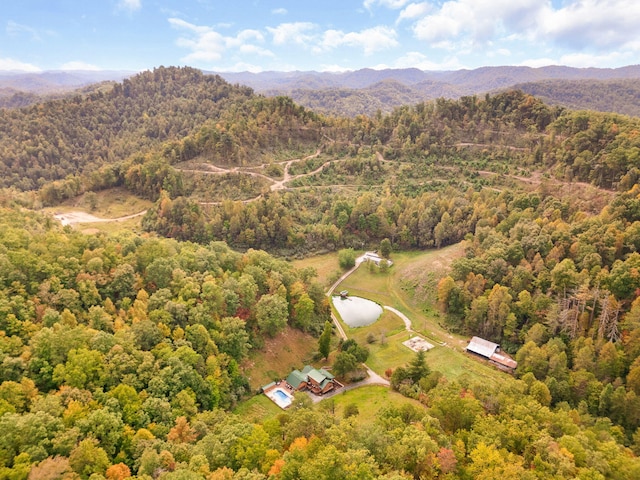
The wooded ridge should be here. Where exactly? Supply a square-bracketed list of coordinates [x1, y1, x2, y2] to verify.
[1, 66, 640, 479]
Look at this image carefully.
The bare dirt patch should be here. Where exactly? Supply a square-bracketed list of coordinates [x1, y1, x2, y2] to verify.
[403, 336, 434, 352]
[54, 210, 147, 226]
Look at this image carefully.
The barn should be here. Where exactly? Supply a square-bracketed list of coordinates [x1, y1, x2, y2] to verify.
[466, 336, 517, 371]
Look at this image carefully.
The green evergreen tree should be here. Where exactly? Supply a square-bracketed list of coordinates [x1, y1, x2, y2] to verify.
[319, 321, 333, 360]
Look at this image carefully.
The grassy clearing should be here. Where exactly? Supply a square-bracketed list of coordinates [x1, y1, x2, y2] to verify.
[336, 245, 468, 348]
[51, 188, 152, 218]
[76, 216, 146, 235]
[363, 330, 417, 375]
[43, 188, 152, 235]
[425, 346, 508, 388]
[233, 393, 282, 423]
[291, 252, 342, 288]
[345, 309, 405, 346]
[243, 327, 319, 391]
[330, 244, 513, 385]
[361, 333, 508, 387]
[323, 385, 424, 424]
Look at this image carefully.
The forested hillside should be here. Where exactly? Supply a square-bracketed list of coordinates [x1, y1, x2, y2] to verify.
[221, 65, 640, 117]
[0, 67, 254, 190]
[2, 68, 640, 478]
[512, 79, 640, 117]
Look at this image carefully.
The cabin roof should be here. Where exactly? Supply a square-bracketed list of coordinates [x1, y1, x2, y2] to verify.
[286, 370, 307, 388]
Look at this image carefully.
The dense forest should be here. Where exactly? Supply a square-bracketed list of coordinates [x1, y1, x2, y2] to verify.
[2, 66, 640, 478]
[512, 79, 640, 117]
[220, 65, 640, 118]
[0, 68, 254, 190]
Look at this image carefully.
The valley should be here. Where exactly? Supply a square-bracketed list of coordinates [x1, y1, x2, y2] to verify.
[1, 66, 640, 478]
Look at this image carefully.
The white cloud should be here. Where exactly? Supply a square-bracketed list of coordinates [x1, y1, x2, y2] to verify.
[239, 44, 275, 57]
[409, 0, 640, 60]
[411, 0, 543, 45]
[320, 26, 399, 55]
[267, 22, 316, 46]
[6, 21, 41, 41]
[59, 61, 102, 71]
[518, 57, 559, 68]
[0, 57, 41, 72]
[519, 50, 634, 69]
[390, 51, 465, 70]
[272, 8, 288, 15]
[170, 18, 272, 64]
[320, 64, 352, 72]
[117, 0, 141, 13]
[538, 0, 640, 51]
[364, 0, 409, 9]
[173, 27, 225, 62]
[215, 62, 264, 73]
[226, 29, 265, 48]
[396, 2, 431, 24]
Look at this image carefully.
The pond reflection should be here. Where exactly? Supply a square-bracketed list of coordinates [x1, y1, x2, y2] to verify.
[332, 295, 383, 327]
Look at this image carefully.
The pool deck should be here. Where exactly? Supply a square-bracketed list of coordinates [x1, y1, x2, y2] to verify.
[262, 382, 295, 409]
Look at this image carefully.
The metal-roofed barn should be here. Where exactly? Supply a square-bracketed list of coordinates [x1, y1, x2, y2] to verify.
[466, 336, 517, 371]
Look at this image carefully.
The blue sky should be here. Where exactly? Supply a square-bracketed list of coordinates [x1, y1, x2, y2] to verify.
[2, 0, 640, 72]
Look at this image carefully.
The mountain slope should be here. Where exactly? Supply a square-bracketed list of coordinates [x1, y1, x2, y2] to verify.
[0, 70, 133, 94]
[509, 78, 640, 117]
[0, 67, 254, 190]
[218, 65, 640, 117]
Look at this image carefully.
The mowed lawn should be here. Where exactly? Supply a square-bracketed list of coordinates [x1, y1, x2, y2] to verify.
[337, 245, 468, 348]
[326, 385, 425, 424]
[233, 385, 426, 425]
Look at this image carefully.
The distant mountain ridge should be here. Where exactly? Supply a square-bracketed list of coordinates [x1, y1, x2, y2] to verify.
[216, 65, 640, 92]
[0, 70, 134, 93]
[0, 70, 135, 108]
[2, 65, 640, 116]
[215, 65, 640, 117]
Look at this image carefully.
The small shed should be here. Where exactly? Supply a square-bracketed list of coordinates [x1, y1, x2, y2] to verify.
[362, 251, 393, 267]
[261, 381, 276, 393]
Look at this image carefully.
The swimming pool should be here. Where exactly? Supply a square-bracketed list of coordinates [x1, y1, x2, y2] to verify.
[267, 387, 293, 409]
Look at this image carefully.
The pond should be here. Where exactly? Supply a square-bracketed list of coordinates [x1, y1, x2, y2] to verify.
[332, 295, 383, 327]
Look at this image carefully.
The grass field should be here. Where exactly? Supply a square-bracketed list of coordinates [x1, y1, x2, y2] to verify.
[76, 216, 146, 235]
[291, 252, 342, 288]
[233, 393, 283, 423]
[323, 385, 424, 424]
[337, 246, 467, 348]
[43, 188, 152, 235]
[233, 385, 426, 425]
[326, 245, 509, 386]
[363, 330, 417, 375]
[243, 327, 321, 391]
[426, 346, 508, 388]
[53, 188, 152, 218]
[345, 309, 406, 346]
